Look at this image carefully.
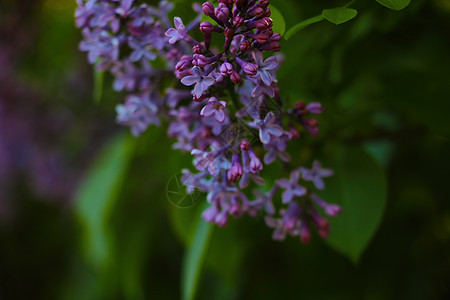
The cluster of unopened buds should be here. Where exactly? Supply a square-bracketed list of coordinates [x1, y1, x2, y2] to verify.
[76, 0, 341, 242]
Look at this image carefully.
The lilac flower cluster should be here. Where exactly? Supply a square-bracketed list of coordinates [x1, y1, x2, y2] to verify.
[76, 0, 341, 242]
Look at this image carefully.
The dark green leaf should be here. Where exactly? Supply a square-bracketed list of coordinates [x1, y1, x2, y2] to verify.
[74, 133, 135, 269]
[322, 7, 358, 25]
[319, 146, 387, 263]
[182, 206, 213, 300]
[376, 0, 411, 10]
[269, 5, 286, 36]
[284, 15, 325, 40]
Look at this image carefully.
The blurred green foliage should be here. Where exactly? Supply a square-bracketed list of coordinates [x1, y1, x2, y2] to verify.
[0, 0, 449, 299]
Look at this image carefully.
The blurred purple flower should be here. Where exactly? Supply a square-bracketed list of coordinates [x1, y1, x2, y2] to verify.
[276, 169, 307, 203]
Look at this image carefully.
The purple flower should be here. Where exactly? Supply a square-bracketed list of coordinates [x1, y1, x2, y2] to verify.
[249, 112, 283, 144]
[227, 154, 243, 182]
[253, 186, 278, 215]
[115, 0, 135, 17]
[200, 97, 227, 123]
[264, 202, 301, 241]
[165, 17, 187, 44]
[276, 169, 307, 203]
[311, 194, 341, 217]
[239, 149, 265, 189]
[300, 160, 333, 190]
[252, 49, 278, 86]
[306, 102, 324, 114]
[248, 149, 263, 173]
[128, 38, 157, 62]
[263, 132, 292, 164]
[181, 66, 215, 98]
[116, 93, 160, 137]
[191, 146, 229, 176]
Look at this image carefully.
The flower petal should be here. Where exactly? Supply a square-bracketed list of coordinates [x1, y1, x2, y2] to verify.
[260, 70, 273, 86]
[259, 129, 271, 144]
[215, 109, 226, 123]
[264, 112, 276, 124]
[194, 81, 204, 97]
[282, 189, 294, 203]
[180, 75, 198, 86]
[276, 179, 290, 189]
[200, 104, 215, 117]
[252, 49, 264, 66]
[262, 56, 278, 70]
[266, 125, 283, 137]
[202, 76, 215, 88]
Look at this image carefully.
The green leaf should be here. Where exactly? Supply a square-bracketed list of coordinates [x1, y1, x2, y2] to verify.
[74, 133, 135, 269]
[93, 68, 104, 104]
[376, 0, 411, 10]
[319, 146, 387, 263]
[284, 15, 324, 40]
[322, 7, 358, 25]
[269, 5, 286, 36]
[182, 206, 213, 300]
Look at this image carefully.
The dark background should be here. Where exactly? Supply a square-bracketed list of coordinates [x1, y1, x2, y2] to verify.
[0, 0, 449, 299]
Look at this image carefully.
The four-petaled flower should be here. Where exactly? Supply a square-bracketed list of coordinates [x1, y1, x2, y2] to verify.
[300, 160, 333, 190]
[165, 17, 187, 44]
[181, 66, 215, 98]
[276, 169, 307, 203]
[200, 97, 227, 123]
[249, 112, 283, 144]
[252, 49, 278, 86]
[128, 39, 157, 62]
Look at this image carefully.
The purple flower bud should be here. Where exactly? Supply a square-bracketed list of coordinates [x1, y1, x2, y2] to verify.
[215, 4, 230, 22]
[259, 41, 281, 52]
[270, 33, 282, 42]
[249, 17, 273, 30]
[236, 57, 258, 75]
[251, 6, 265, 18]
[244, 63, 258, 75]
[302, 118, 319, 137]
[248, 149, 263, 173]
[219, 62, 234, 76]
[230, 71, 241, 84]
[193, 45, 202, 54]
[202, 2, 215, 17]
[259, 0, 270, 8]
[227, 154, 243, 182]
[200, 21, 214, 34]
[240, 140, 251, 151]
[233, 16, 244, 27]
[306, 102, 324, 114]
[249, 33, 269, 44]
[176, 55, 192, 72]
[311, 210, 330, 238]
[192, 54, 209, 67]
[264, 8, 271, 17]
[300, 223, 311, 244]
[311, 194, 341, 217]
[289, 126, 300, 140]
[295, 101, 306, 111]
[240, 40, 251, 52]
[224, 27, 235, 40]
